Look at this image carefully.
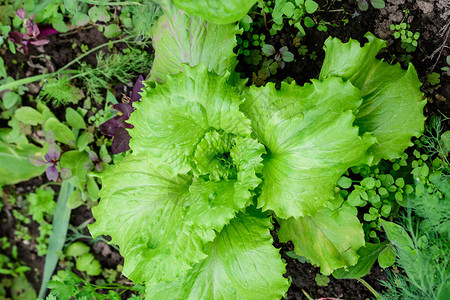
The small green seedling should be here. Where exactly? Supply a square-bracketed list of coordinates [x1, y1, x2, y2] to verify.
[357, 0, 385, 11]
[390, 23, 420, 53]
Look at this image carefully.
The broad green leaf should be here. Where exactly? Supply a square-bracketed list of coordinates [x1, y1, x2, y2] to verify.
[11, 276, 36, 300]
[89, 154, 216, 283]
[333, 241, 388, 279]
[72, 12, 90, 26]
[103, 24, 121, 38]
[150, 1, 241, 82]
[2, 91, 20, 109]
[241, 78, 376, 218]
[14, 106, 45, 126]
[145, 208, 289, 300]
[0, 141, 45, 186]
[87, 177, 99, 201]
[130, 64, 251, 175]
[65, 107, 86, 129]
[319, 33, 426, 164]
[378, 245, 396, 268]
[44, 118, 75, 145]
[370, 0, 385, 9]
[60, 150, 90, 189]
[382, 221, 415, 252]
[0, 57, 6, 78]
[278, 205, 365, 275]
[88, 6, 110, 23]
[305, 0, 319, 14]
[66, 242, 90, 257]
[76, 253, 101, 276]
[171, 0, 257, 24]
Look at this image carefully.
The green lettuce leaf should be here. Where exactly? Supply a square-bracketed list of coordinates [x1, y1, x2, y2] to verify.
[187, 133, 266, 231]
[145, 208, 289, 299]
[171, 0, 257, 24]
[0, 141, 45, 186]
[89, 154, 216, 283]
[319, 33, 426, 164]
[130, 64, 251, 175]
[150, 1, 241, 82]
[278, 205, 365, 275]
[241, 78, 376, 218]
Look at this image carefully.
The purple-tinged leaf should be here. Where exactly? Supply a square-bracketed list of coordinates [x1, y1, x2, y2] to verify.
[28, 155, 46, 167]
[60, 167, 72, 180]
[27, 20, 40, 38]
[95, 163, 103, 172]
[46, 165, 59, 182]
[38, 26, 59, 38]
[117, 116, 134, 129]
[111, 127, 131, 154]
[262, 44, 276, 56]
[282, 51, 294, 62]
[8, 31, 23, 44]
[45, 144, 60, 162]
[113, 103, 134, 118]
[30, 39, 49, 46]
[89, 151, 99, 162]
[16, 8, 27, 20]
[130, 75, 144, 102]
[279, 46, 288, 54]
[99, 117, 121, 137]
[45, 130, 56, 144]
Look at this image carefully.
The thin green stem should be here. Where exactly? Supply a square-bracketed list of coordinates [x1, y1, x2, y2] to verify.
[58, 36, 133, 72]
[0, 73, 52, 93]
[357, 278, 382, 300]
[0, 37, 134, 93]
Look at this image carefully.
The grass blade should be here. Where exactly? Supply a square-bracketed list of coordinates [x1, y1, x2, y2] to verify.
[38, 181, 74, 299]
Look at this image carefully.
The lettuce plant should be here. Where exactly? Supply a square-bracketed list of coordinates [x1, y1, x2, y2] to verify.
[89, 3, 426, 298]
[171, 0, 257, 24]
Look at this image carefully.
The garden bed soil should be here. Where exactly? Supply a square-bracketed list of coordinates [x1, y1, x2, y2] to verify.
[1, 0, 449, 299]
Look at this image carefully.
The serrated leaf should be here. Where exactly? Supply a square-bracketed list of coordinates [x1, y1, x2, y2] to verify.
[146, 209, 289, 299]
[319, 33, 426, 164]
[241, 78, 375, 218]
[171, 0, 257, 24]
[150, 2, 241, 82]
[89, 154, 216, 283]
[278, 205, 365, 275]
[130, 64, 251, 174]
